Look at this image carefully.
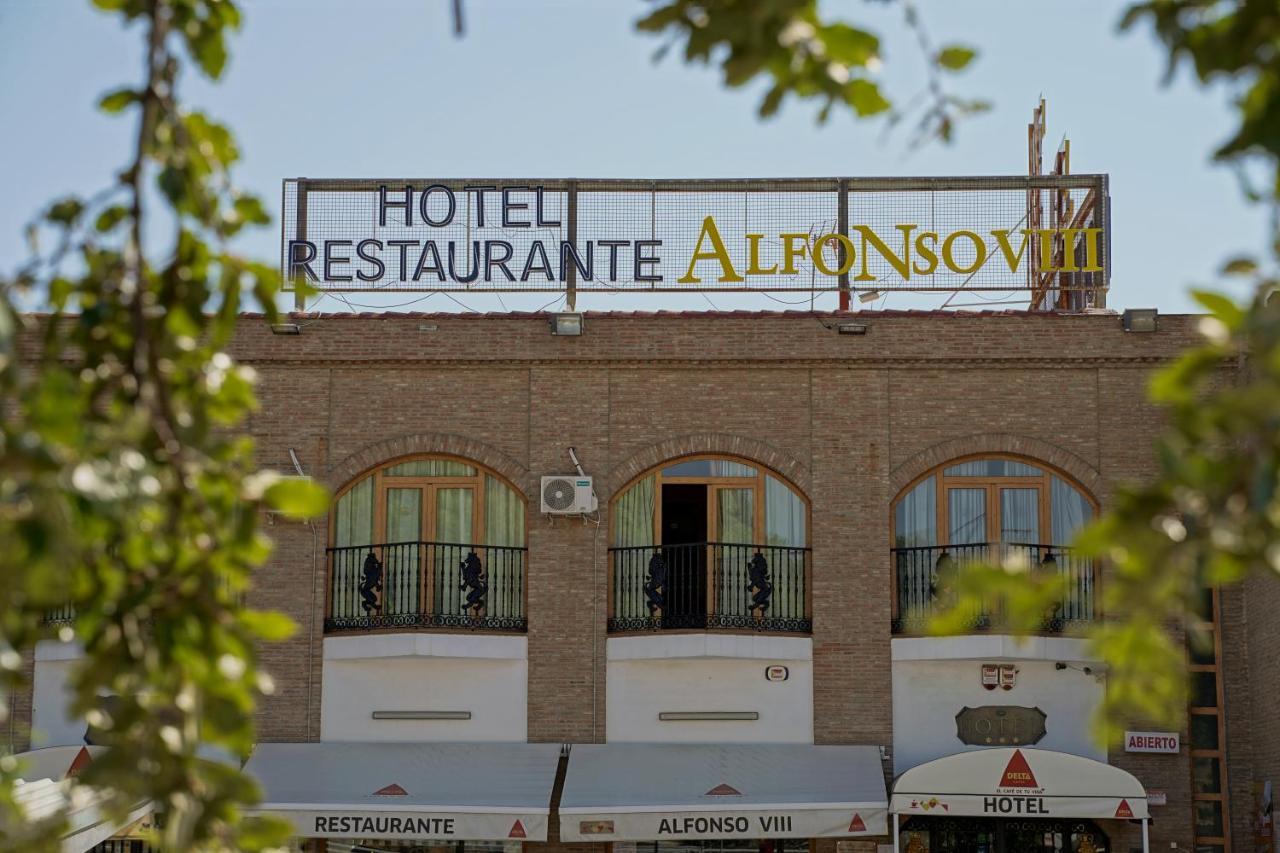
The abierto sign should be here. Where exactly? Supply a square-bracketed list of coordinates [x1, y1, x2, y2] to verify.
[281, 177, 1109, 298]
[1124, 731, 1180, 754]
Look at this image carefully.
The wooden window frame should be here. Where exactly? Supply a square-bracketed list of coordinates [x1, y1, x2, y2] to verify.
[607, 453, 812, 625]
[889, 454, 1100, 625]
[326, 454, 528, 624]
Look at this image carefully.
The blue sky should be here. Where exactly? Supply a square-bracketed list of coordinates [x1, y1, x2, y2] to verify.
[0, 0, 1261, 314]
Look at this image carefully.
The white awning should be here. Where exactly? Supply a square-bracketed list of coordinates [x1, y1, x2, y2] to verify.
[891, 748, 1148, 821]
[243, 742, 561, 841]
[11, 746, 151, 853]
[559, 744, 888, 841]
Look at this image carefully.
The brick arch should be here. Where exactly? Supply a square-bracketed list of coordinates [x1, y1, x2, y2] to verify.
[324, 433, 532, 497]
[601, 434, 812, 501]
[888, 433, 1102, 501]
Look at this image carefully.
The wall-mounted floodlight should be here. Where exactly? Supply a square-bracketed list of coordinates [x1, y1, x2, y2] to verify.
[551, 313, 584, 336]
[1122, 308, 1158, 333]
[836, 322, 869, 335]
[270, 323, 301, 335]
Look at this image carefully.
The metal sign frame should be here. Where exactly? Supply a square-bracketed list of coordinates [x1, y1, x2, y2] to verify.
[281, 175, 1110, 310]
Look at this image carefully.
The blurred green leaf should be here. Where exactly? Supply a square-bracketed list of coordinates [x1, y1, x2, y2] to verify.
[936, 45, 977, 71]
[845, 79, 890, 116]
[97, 87, 138, 113]
[46, 197, 84, 225]
[263, 478, 330, 519]
[239, 610, 297, 643]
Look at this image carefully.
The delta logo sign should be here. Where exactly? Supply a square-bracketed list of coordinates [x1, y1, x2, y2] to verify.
[983, 750, 1136, 820]
[996, 749, 1043, 793]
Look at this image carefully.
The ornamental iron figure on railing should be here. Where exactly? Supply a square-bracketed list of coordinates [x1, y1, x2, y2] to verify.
[746, 551, 773, 617]
[359, 550, 383, 615]
[644, 551, 668, 615]
[459, 550, 487, 617]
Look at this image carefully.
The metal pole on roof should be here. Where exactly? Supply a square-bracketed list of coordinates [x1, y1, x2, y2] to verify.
[294, 179, 308, 313]
[837, 179, 850, 312]
[566, 180, 578, 312]
[1141, 818, 1150, 853]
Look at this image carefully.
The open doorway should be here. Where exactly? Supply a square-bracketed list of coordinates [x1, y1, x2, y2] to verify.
[661, 483, 707, 623]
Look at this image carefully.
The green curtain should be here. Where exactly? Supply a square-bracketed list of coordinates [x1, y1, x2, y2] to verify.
[331, 476, 374, 619]
[434, 488, 473, 614]
[613, 476, 655, 548]
[764, 475, 805, 547]
[717, 488, 754, 617]
[894, 476, 936, 549]
[385, 459, 476, 476]
[1050, 475, 1091, 545]
[612, 476, 655, 619]
[763, 476, 806, 618]
[999, 488, 1040, 543]
[485, 476, 525, 618]
[334, 475, 374, 548]
[383, 488, 422, 615]
[948, 488, 987, 545]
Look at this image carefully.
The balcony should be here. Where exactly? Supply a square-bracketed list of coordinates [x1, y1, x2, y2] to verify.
[326, 541, 527, 633]
[607, 542, 811, 634]
[890, 542, 1096, 635]
[43, 604, 76, 625]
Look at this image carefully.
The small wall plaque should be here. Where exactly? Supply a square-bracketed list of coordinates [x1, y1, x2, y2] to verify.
[955, 705, 1047, 746]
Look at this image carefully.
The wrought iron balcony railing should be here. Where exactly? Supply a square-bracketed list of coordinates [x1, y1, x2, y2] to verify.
[326, 541, 527, 633]
[607, 542, 811, 634]
[43, 604, 76, 625]
[890, 542, 1096, 635]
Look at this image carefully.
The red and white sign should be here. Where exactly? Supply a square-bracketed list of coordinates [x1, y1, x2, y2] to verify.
[1124, 732, 1180, 754]
[998, 750, 1040, 789]
[981, 664, 999, 690]
[891, 747, 1150, 821]
[765, 665, 790, 682]
[999, 665, 1018, 691]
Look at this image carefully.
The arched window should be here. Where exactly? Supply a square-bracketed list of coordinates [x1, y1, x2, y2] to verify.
[608, 454, 810, 634]
[890, 455, 1097, 634]
[327, 456, 526, 633]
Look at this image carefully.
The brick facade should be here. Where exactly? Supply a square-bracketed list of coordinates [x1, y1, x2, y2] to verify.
[15, 309, 1280, 852]
[237, 310, 1277, 852]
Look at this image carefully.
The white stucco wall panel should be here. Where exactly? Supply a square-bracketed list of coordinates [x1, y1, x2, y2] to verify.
[606, 652, 813, 744]
[31, 640, 85, 748]
[891, 635, 1099, 663]
[607, 633, 812, 661]
[323, 633, 527, 661]
[892, 657, 1105, 775]
[320, 654, 527, 742]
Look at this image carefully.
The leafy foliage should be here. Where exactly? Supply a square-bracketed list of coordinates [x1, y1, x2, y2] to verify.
[1123, 0, 1280, 176]
[929, 0, 1280, 741]
[0, 1, 324, 850]
[636, 0, 988, 139]
[932, 281, 1280, 742]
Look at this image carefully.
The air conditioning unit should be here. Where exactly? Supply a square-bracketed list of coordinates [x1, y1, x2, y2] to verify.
[540, 475, 597, 515]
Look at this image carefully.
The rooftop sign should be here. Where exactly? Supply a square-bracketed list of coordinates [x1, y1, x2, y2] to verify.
[281, 177, 1109, 308]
